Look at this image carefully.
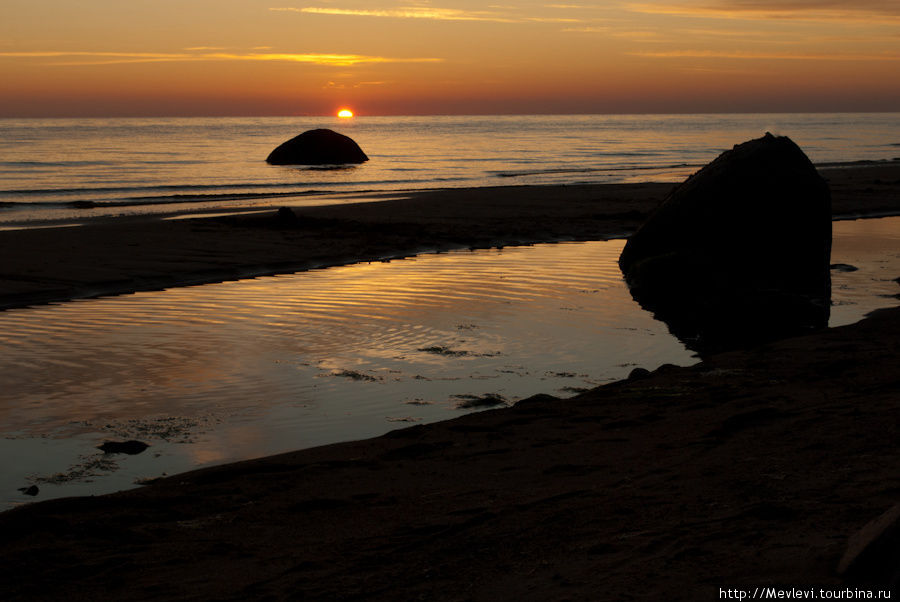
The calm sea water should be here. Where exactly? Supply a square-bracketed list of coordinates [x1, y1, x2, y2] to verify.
[1, 113, 899, 224]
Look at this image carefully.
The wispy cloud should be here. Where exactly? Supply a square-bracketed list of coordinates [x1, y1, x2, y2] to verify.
[524, 17, 582, 23]
[611, 30, 666, 40]
[679, 65, 758, 74]
[0, 50, 443, 67]
[631, 49, 900, 60]
[717, 0, 900, 15]
[675, 27, 790, 38]
[562, 26, 612, 33]
[628, 1, 900, 22]
[271, 5, 584, 24]
[324, 80, 388, 89]
[271, 6, 519, 22]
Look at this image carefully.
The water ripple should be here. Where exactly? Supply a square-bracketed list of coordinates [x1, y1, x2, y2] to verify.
[1, 222, 898, 506]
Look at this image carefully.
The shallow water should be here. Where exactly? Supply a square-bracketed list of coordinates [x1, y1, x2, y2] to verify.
[1, 217, 898, 508]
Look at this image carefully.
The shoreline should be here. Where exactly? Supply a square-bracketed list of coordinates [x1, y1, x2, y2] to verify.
[2, 162, 900, 312]
[1, 161, 899, 598]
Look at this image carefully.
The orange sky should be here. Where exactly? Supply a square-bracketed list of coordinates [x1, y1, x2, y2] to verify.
[1, 1, 899, 116]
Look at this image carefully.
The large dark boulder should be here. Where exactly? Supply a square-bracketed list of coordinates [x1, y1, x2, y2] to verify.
[266, 129, 368, 165]
[618, 133, 831, 353]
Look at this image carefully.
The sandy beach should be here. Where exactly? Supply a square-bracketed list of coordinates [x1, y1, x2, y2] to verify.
[1, 161, 899, 600]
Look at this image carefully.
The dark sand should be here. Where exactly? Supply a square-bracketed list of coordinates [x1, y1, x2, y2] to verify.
[1, 162, 899, 600]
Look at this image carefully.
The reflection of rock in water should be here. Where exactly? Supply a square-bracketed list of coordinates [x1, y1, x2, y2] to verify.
[618, 133, 831, 354]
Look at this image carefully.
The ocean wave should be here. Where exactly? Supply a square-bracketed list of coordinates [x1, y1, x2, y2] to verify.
[0, 181, 343, 198]
[0, 160, 116, 168]
[489, 163, 698, 179]
[0, 190, 341, 211]
[0, 173, 455, 198]
[590, 151, 666, 157]
[0, 176, 473, 211]
[21, 159, 212, 166]
[0, 173, 474, 200]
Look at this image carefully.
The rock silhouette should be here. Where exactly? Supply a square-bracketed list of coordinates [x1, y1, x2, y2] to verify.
[97, 440, 150, 455]
[618, 133, 831, 353]
[266, 129, 368, 165]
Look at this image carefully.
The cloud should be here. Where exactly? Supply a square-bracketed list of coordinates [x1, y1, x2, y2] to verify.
[524, 17, 581, 23]
[631, 49, 900, 60]
[232, 52, 442, 66]
[0, 50, 443, 67]
[324, 80, 388, 89]
[717, 0, 900, 15]
[271, 5, 585, 24]
[628, 1, 900, 22]
[675, 27, 789, 38]
[611, 30, 666, 39]
[678, 65, 758, 74]
[562, 26, 611, 32]
[271, 6, 519, 22]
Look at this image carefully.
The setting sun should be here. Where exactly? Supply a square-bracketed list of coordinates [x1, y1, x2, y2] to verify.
[337, 109, 354, 118]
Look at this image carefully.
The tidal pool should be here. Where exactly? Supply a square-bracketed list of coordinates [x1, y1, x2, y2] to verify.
[1, 217, 898, 508]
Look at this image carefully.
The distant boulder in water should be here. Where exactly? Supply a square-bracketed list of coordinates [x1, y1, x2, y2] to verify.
[97, 440, 150, 455]
[266, 129, 368, 165]
[618, 132, 832, 354]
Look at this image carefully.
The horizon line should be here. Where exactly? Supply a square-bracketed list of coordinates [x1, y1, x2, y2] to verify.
[3, 109, 900, 119]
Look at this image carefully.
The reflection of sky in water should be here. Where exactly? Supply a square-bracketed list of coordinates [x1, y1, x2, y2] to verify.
[2, 217, 899, 508]
[829, 217, 900, 326]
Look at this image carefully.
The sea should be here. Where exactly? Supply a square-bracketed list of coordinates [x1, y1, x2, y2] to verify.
[2, 113, 900, 507]
[1, 113, 900, 225]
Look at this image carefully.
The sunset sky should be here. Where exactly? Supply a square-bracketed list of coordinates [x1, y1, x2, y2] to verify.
[2, 0, 899, 116]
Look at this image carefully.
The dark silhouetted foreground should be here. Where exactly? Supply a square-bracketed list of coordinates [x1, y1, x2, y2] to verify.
[619, 133, 832, 353]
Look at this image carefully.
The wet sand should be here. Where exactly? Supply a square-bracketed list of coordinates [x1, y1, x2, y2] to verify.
[1, 161, 900, 600]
